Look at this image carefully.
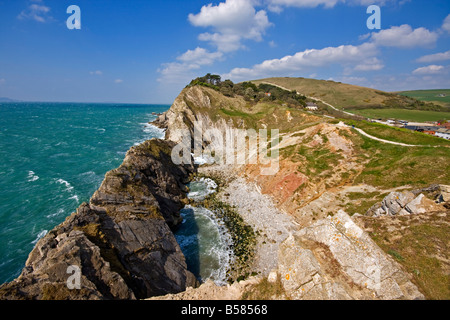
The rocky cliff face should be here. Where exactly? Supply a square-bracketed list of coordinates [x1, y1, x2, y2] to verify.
[150, 85, 430, 300]
[0, 139, 198, 300]
[153, 86, 245, 145]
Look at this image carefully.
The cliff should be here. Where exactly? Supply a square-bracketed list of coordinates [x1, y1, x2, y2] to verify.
[0, 139, 198, 300]
[150, 84, 449, 300]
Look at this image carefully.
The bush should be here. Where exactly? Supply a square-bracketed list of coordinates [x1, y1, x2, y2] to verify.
[187, 74, 307, 108]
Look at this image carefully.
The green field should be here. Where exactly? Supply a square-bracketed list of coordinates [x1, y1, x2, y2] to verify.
[350, 108, 450, 122]
[398, 89, 450, 107]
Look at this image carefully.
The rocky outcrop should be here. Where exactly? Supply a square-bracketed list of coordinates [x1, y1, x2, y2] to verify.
[0, 139, 198, 300]
[148, 209, 425, 301]
[278, 210, 424, 300]
[366, 190, 441, 217]
[153, 86, 246, 145]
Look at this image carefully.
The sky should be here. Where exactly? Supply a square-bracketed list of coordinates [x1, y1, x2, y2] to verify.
[0, 0, 449, 104]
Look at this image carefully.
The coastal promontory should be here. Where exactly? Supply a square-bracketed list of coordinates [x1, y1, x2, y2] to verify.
[0, 139, 198, 300]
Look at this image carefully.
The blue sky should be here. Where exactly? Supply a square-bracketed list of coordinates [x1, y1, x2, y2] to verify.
[0, 0, 449, 103]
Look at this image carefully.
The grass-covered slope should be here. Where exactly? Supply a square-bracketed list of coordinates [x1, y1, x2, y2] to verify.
[398, 89, 450, 108]
[250, 77, 449, 114]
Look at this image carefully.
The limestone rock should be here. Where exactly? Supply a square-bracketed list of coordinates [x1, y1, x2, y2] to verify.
[381, 191, 415, 216]
[296, 210, 424, 300]
[366, 190, 441, 217]
[405, 194, 439, 215]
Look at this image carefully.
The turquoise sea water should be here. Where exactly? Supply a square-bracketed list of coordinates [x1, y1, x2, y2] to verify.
[0, 102, 168, 284]
[174, 178, 234, 285]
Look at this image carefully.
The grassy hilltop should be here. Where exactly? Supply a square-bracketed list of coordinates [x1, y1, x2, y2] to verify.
[250, 77, 450, 122]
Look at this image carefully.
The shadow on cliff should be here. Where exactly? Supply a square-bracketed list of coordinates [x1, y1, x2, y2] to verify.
[173, 207, 201, 282]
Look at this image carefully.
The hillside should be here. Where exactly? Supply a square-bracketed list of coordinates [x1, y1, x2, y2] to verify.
[398, 89, 450, 108]
[250, 77, 449, 116]
[153, 79, 449, 300]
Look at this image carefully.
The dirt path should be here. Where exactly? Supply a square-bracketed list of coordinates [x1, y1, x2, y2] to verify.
[257, 81, 356, 117]
[351, 126, 424, 147]
[258, 81, 429, 148]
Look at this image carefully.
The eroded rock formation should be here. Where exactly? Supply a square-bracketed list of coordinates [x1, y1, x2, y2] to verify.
[0, 139, 198, 300]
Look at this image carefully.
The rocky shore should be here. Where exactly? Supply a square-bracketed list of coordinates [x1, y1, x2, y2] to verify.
[153, 166, 426, 300]
[1, 83, 446, 300]
[149, 85, 431, 300]
[0, 139, 198, 300]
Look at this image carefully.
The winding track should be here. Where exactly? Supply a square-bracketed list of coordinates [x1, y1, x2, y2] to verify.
[256, 81, 430, 147]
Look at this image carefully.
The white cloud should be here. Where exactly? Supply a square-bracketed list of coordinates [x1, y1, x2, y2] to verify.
[266, 0, 340, 9]
[370, 24, 438, 48]
[90, 70, 103, 75]
[416, 50, 450, 63]
[0, 78, 5, 85]
[358, 33, 371, 41]
[177, 47, 223, 65]
[353, 57, 384, 71]
[158, 62, 200, 84]
[412, 65, 445, 75]
[442, 14, 450, 34]
[188, 0, 272, 52]
[265, 0, 403, 10]
[18, 2, 52, 23]
[114, 79, 123, 84]
[158, 47, 223, 83]
[223, 42, 379, 80]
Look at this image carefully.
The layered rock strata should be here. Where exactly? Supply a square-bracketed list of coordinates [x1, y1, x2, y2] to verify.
[0, 139, 198, 300]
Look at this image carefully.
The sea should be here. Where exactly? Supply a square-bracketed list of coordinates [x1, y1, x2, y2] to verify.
[175, 178, 234, 285]
[0, 102, 167, 284]
[0, 102, 233, 287]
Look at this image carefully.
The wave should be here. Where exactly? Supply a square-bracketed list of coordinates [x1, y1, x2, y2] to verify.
[80, 171, 95, 176]
[68, 195, 79, 203]
[31, 230, 47, 244]
[55, 178, 74, 192]
[142, 123, 165, 137]
[27, 171, 39, 182]
[176, 205, 233, 285]
[46, 208, 65, 219]
[131, 123, 166, 146]
[187, 178, 217, 201]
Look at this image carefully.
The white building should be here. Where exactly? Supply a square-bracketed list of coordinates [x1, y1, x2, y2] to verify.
[306, 102, 318, 111]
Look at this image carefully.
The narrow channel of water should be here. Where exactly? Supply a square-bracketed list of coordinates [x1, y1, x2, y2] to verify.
[174, 178, 234, 285]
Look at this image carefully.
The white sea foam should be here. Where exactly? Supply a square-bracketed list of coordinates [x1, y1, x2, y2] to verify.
[46, 208, 65, 218]
[27, 171, 39, 182]
[176, 204, 234, 286]
[131, 123, 166, 146]
[192, 206, 233, 285]
[69, 195, 80, 202]
[55, 178, 74, 192]
[80, 171, 95, 176]
[142, 123, 166, 137]
[187, 177, 217, 201]
[31, 230, 48, 244]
